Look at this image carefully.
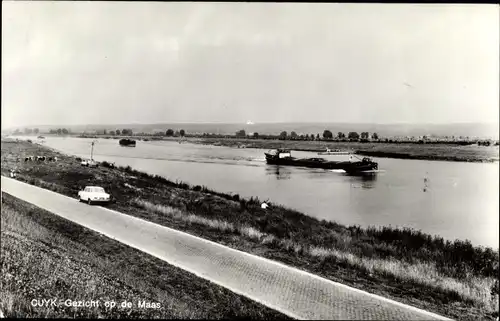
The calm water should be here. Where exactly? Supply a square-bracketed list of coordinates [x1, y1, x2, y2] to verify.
[37, 137, 499, 248]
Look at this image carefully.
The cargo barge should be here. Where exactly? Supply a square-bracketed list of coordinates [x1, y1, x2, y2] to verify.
[265, 149, 378, 174]
[119, 138, 136, 147]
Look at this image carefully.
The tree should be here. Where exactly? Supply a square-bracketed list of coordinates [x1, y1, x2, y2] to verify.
[236, 129, 246, 137]
[109, 130, 115, 135]
[57, 128, 62, 135]
[14, 129, 21, 135]
[62, 128, 69, 135]
[316, 133, 320, 140]
[166, 129, 174, 136]
[360, 132, 370, 140]
[103, 129, 107, 135]
[253, 132, 259, 139]
[322, 130, 333, 140]
[33, 128, 39, 134]
[116, 129, 121, 135]
[279, 131, 287, 140]
[337, 132, 345, 139]
[180, 129, 185, 137]
[290, 131, 298, 139]
[372, 132, 379, 140]
[120, 128, 132, 136]
[348, 131, 359, 140]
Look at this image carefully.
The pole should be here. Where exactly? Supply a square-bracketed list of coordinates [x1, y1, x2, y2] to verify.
[90, 141, 96, 160]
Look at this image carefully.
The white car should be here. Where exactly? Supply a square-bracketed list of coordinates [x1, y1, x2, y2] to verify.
[81, 159, 99, 168]
[78, 186, 111, 205]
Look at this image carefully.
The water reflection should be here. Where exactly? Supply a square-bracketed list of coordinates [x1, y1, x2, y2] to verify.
[346, 172, 378, 189]
[266, 165, 292, 180]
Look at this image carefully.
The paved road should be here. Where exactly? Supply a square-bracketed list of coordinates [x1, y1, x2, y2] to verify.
[1, 176, 452, 320]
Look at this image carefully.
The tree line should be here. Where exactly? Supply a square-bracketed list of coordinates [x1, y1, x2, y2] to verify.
[49, 128, 70, 135]
[96, 129, 134, 136]
[12, 128, 40, 135]
[232, 129, 379, 141]
[93, 128, 187, 137]
[12, 128, 73, 135]
[64, 127, 497, 146]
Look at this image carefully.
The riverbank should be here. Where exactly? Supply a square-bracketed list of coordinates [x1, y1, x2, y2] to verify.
[187, 137, 500, 163]
[1, 139, 499, 320]
[0, 193, 287, 319]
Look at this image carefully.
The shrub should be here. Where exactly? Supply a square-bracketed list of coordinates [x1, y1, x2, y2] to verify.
[101, 161, 115, 168]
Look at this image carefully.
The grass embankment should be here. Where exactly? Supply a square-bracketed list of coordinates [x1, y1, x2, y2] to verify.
[2, 139, 499, 320]
[0, 193, 288, 319]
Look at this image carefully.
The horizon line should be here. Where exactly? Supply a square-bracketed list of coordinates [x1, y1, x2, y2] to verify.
[3, 120, 499, 130]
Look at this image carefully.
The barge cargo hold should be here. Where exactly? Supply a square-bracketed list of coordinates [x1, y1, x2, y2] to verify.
[317, 148, 351, 156]
[265, 149, 378, 174]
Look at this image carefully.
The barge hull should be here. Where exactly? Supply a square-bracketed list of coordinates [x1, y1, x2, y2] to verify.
[265, 157, 349, 169]
[265, 155, 378, 172]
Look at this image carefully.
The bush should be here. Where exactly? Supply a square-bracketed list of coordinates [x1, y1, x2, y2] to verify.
[101, 161, 115, 169]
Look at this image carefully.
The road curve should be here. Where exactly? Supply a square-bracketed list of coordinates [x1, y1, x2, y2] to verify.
[1, 176, 452, 320]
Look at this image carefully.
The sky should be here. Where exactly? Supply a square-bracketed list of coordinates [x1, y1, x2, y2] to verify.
[2, 2, 499, 128]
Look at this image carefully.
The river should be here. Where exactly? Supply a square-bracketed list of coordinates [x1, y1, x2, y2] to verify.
[37, 136, 499, 248]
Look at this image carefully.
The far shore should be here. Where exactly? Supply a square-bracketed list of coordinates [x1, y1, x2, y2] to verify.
[13, 133, 500, 163]
[1, 138, 499, 321]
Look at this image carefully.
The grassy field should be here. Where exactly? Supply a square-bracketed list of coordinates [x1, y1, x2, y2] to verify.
[0, 193, 288, 319]
[1, 139, 499, 320]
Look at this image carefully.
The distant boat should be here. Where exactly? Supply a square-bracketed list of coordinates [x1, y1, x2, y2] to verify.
[119, 138, 136, 147]
[318, 148, 351, 156]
